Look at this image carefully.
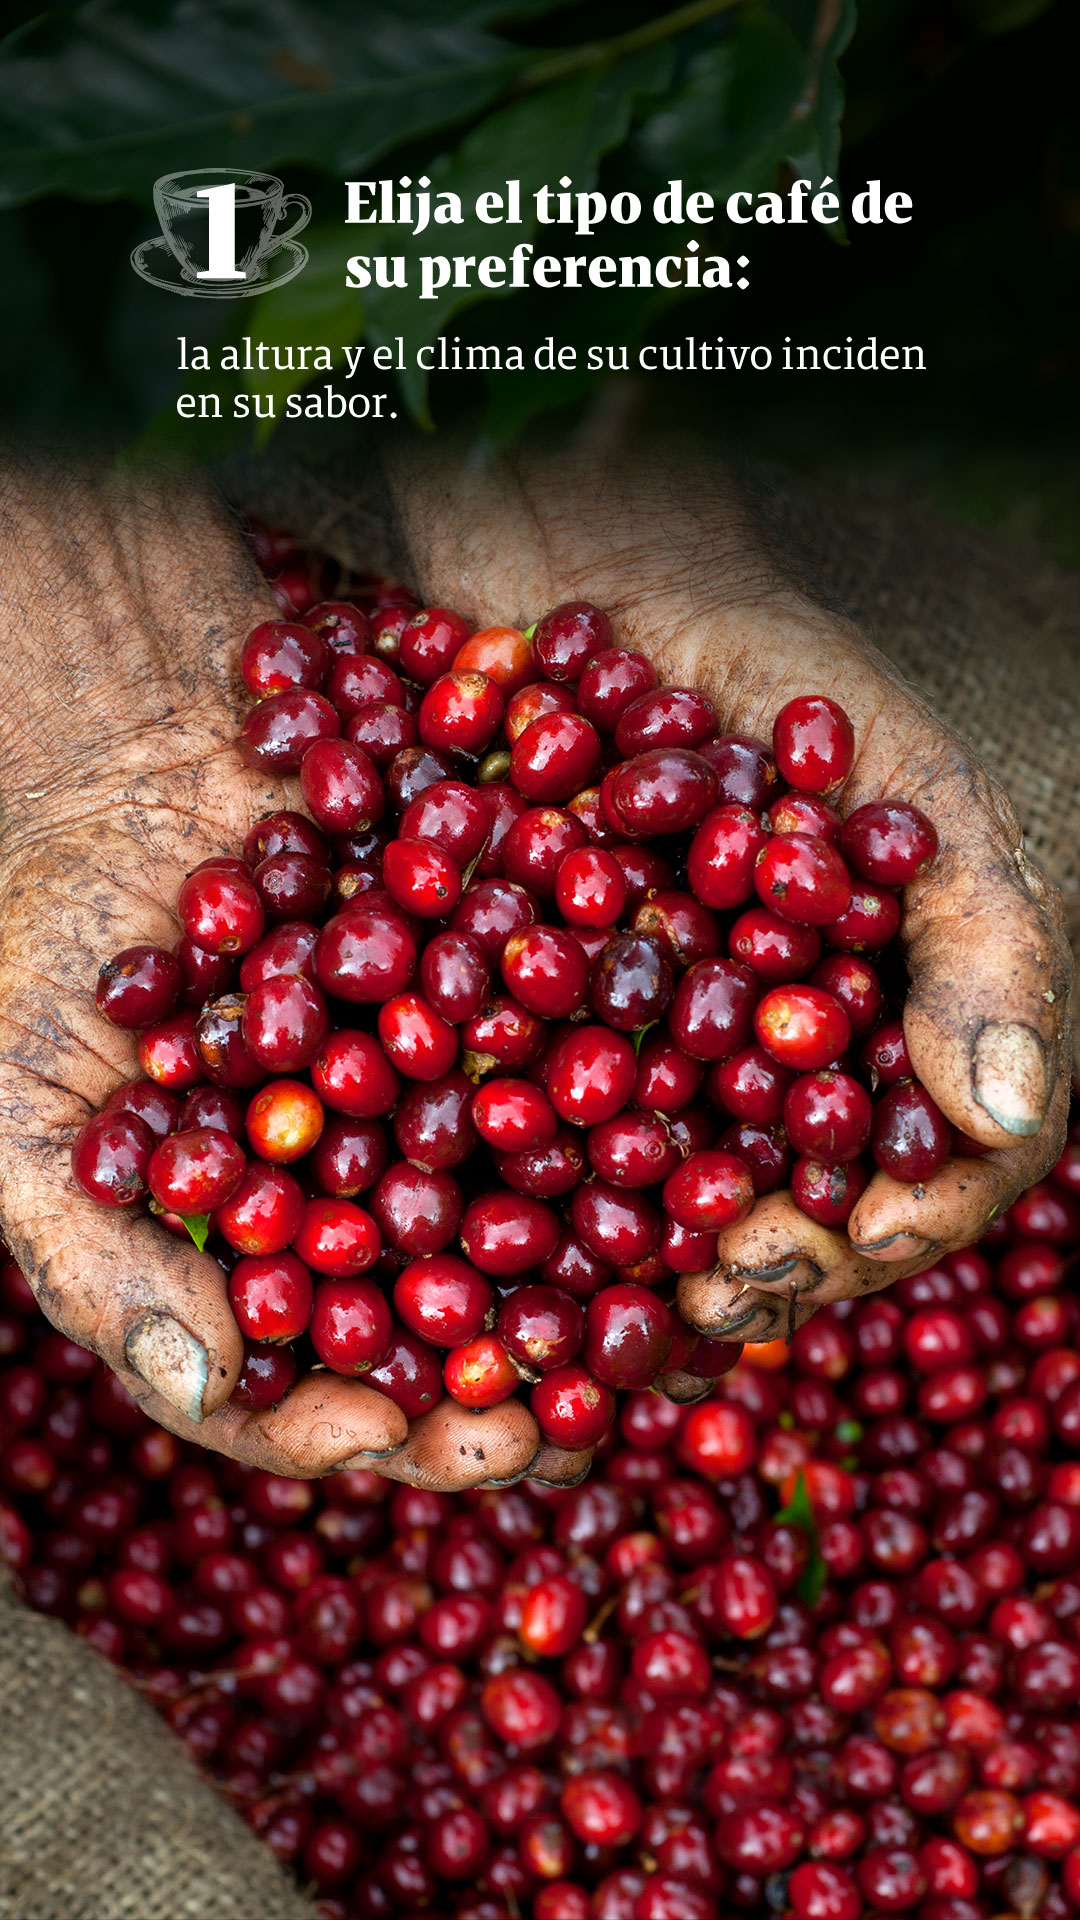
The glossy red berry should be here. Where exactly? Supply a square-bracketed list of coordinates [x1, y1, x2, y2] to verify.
[615, 685, 716, 756]
[555, 846, 626, 927]
[238, 688, 340, 772]
[311, 1030, 399, 1119]
[241, 620, 328, 697]
[460, 1192, 559, 1277]
[472, 1079, 556, 1153]
[583, 1285, 673, 1390]
[378, 993, 458, 1082]
[367, 1328, 443, 1418]
[420, 671, 504, 755]
[531, 1364, 615, 1449]
[510, 711, 602, 804]
[546, 1027, 636, 1127]
[305, 599, 369, 656]
[841, 801, 938, 885]
[148, 1128, 245, 1214]
[502, 926, 589, 1019]
[293, 1198, 379, 1276]
[773, 695, 855, 796]
[668, 958, 757, 1061]
[576, 648, 657, 730]
[71, 1111, 155, 1207]
[872, 1082, 952, 1182]
[398, 607, 472, 683]
[229, 1252, 313, 1344]
[785, 1071, 873, 1162]
[755, 985, 851, 1070]
[96, 945, 182, 1029]
[309, 1280, 391, 1374]
[663, 1151, 755, 1231]
[299, 738, 384, 836]
[315, 901, 417, 1003]
[533, 601, 612, 681]
[498, 1286, 584, 1373]
[687, 805, 768, 910]
[602, 748, 718, 838]
[792, 1157, 869, 1227]
[215, 1163, 304, 1255]
[754, 833, 852, 927]
[177, 867, 265, 956]
[443, 1334, 520, 1408]
[241, 974, 329, 1073]
[383, 839, 462, 919]
[394, 1255, 494, 1347]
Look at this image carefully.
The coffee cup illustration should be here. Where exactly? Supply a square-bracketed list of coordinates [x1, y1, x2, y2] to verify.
[132, 167, 311, 298]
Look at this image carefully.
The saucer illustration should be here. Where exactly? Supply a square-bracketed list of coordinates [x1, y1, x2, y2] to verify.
[130, 235, 307, 298]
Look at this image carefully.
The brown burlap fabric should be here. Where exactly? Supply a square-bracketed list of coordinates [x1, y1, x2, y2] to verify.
[780, 477, 1080, 957]
[0, 457, 1074, 1920]
[0, 1576, 317, 1919]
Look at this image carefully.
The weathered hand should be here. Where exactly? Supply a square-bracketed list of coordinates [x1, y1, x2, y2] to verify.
[387, 440, 1072, 1345]
[0, 464, 546, 1488]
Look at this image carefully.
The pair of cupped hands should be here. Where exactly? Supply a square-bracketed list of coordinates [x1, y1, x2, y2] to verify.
[0, 444, 1069, 1491]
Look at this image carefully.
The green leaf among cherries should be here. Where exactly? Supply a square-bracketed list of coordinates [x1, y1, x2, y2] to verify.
[775, 1467, 828, 1608]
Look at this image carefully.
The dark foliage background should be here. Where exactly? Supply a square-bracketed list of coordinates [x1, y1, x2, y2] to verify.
[0, 0, 1074, 558]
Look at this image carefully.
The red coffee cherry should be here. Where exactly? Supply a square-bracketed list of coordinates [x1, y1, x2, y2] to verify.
[840, 801, 939, 885]
[773, 695, 855, 796]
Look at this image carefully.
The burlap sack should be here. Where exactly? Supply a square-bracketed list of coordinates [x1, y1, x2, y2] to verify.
[780, 475, 1080, 958]
[0, 453, 1074, 1920]
[0, 1575, 317, 1919]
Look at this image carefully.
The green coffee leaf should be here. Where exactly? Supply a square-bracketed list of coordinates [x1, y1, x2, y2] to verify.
[178, 1212, 212, 1253]
[634, 7, 823, 198]
[0, 1, 523, 208]
[774, 1467, 827, 1608]
[631, 1020, 659, 1057]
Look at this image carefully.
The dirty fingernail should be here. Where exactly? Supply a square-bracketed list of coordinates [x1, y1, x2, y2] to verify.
[855, 1232, 932, 1261]
[125, 1313, 209, 1424]
[973, 1021, 1047, 1137]
[477, 1451, 542, 1490]
[705, 1303, 778, 1340]
[737, 1257, 800, 1285]
[337, 1446, 405, 1468]
[738, 1258, 822, 1294]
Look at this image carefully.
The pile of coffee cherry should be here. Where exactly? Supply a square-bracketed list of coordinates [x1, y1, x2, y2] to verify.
[3, 1120, 1080, 1920]
[70, 525, 952, 1447]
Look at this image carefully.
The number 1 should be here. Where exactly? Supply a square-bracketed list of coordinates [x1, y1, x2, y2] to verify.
[197, 183, 245, 280]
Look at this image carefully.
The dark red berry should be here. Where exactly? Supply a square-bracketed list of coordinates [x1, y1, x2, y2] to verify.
[840, 802, 939, 885]
[239, 689, 339, 772]
[310, 1280, 391, 1374]
[241, 620, 328, 697]
[773, 695, 855, 796]
[148, 1128, 245, 1214]
[96, 946, 182, 1029]
[177, 868, 265, 956]
[229, 1252, 313, 1343]
[531, 1364, 615, 1449]
[71, 1111, 155, 1207]
[872, 1082, 952, 1182]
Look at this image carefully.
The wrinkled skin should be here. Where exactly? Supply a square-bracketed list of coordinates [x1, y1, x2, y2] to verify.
[0, 448, 1069, 1485]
